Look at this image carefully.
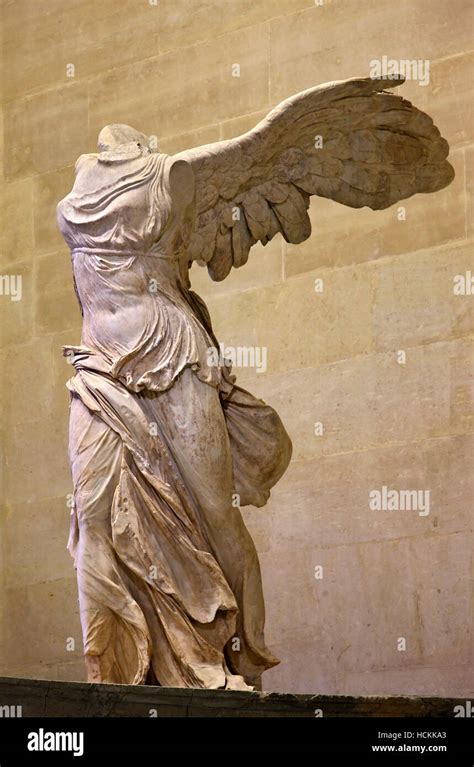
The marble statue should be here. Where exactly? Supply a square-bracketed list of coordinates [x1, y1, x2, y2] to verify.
[57, 76, 453, 690]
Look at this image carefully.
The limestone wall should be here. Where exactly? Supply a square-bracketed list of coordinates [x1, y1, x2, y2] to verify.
[0, 0, 472, 694]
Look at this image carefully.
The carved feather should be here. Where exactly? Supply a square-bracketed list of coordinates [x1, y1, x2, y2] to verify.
[175, 76, 454, 281]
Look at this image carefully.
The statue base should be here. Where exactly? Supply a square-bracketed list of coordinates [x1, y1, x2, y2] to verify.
[0, 676, 461, 718]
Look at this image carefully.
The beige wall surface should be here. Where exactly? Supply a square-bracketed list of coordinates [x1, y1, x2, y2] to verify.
[0, 0, 473, 695]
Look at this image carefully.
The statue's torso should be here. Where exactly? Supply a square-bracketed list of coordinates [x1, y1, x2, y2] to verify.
[57, 152, 219, 392]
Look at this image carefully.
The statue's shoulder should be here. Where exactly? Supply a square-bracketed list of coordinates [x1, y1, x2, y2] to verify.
[76, 153, 99, 171]
[75, 153, 98, 173]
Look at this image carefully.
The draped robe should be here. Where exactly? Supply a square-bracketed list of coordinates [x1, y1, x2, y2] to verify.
[57, 150, 292, 689]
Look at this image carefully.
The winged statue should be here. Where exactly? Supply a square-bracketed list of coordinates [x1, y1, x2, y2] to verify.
[57, 76, 453, 690]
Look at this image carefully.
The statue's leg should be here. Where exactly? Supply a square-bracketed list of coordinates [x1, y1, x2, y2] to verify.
[68, 372, 277, 687]
[68, 393, 127, 684]
[151, 368, 279, 687]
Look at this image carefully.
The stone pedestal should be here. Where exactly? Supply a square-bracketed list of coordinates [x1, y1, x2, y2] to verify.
[0, 677, 462, 718]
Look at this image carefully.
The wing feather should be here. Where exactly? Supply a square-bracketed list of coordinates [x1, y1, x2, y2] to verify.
[175, 76, 454, 281]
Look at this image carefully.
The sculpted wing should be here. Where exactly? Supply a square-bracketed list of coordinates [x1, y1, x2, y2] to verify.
[175, 76, 454, 281]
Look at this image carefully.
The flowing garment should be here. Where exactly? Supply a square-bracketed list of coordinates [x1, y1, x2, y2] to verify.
[57, 149, 292, 688]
